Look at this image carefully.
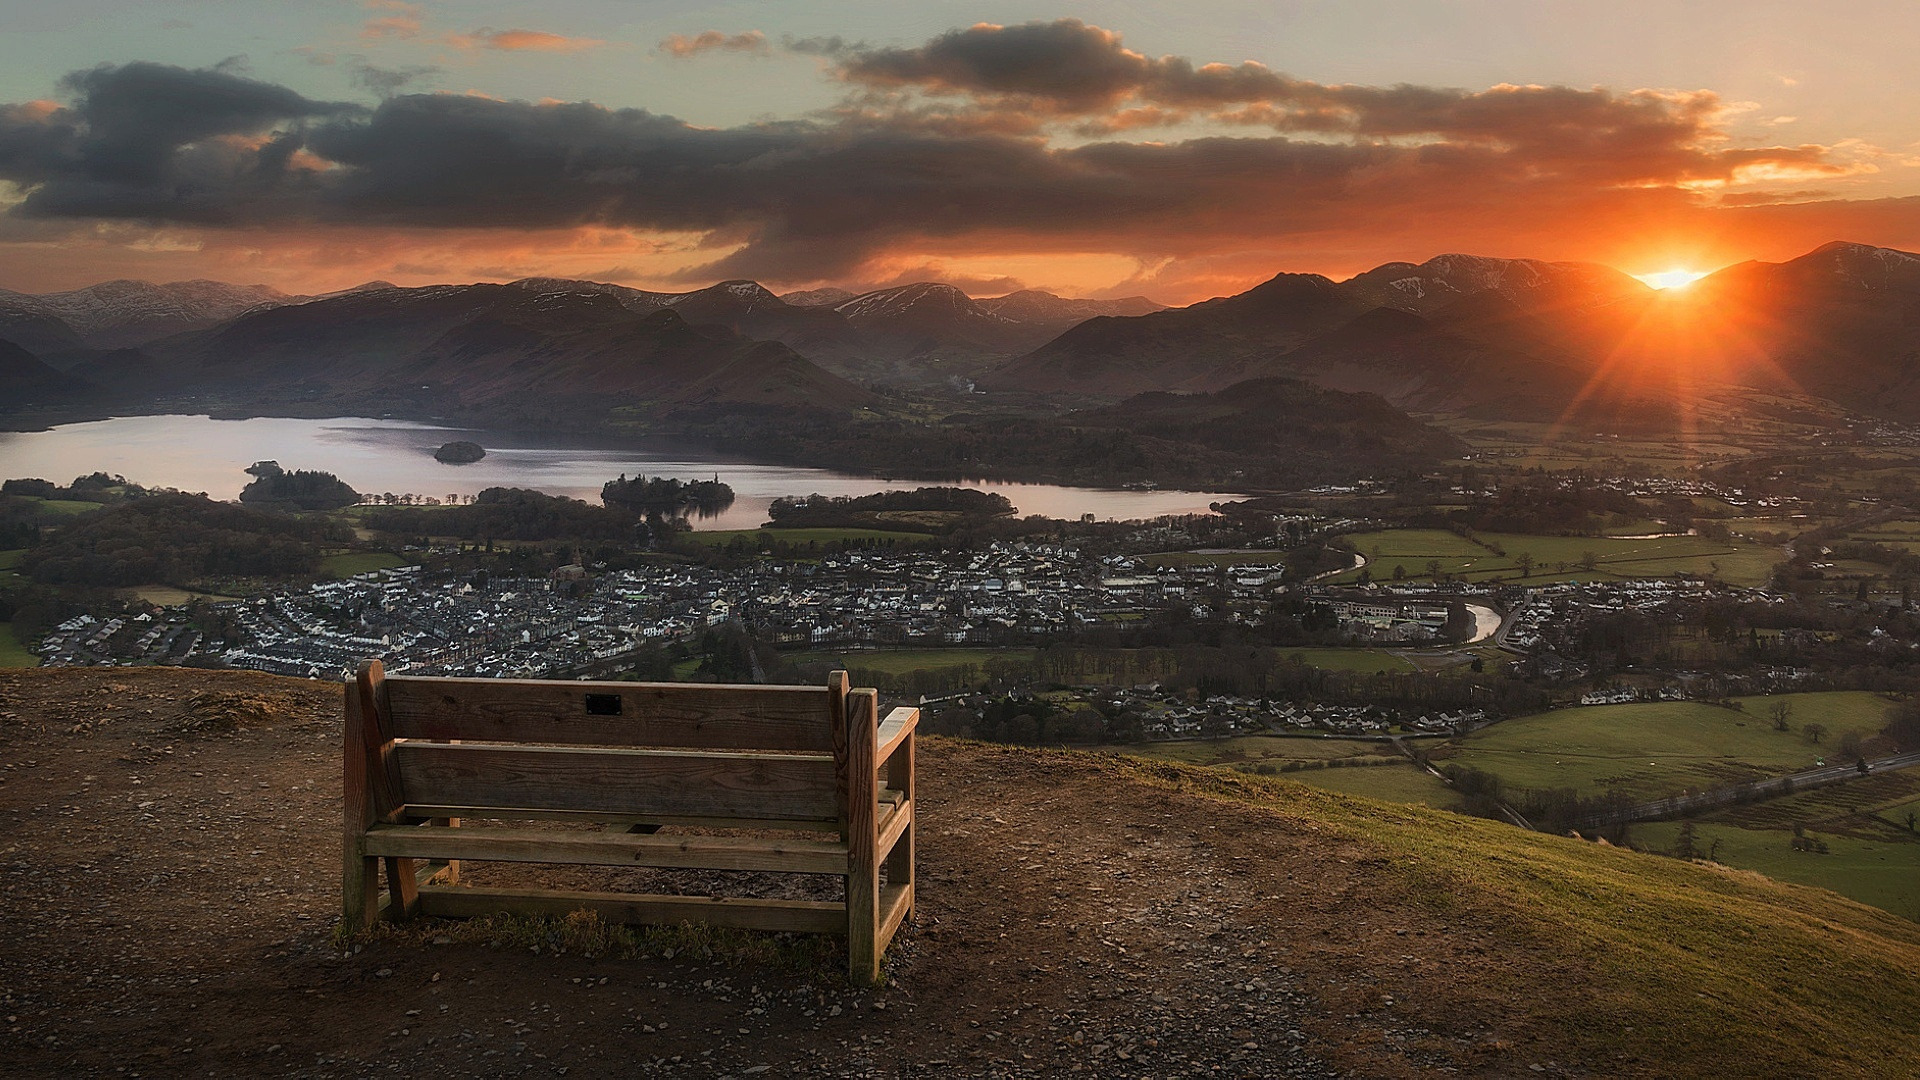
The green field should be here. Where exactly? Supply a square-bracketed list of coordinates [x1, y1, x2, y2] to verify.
[0, 548, 21, 586]
[128, 586, 243, 606]
[1282, 761, 1472, 811]
[1278, 647, 1418, 673]
[28, 498, 103, 517]
[684, 527, 931, 547]
[1631, 768, 1920, 918]
[1442, 691, 1896, 801]
[1119, 735, 1398, 767]
[320, 551, 409, 576]
[1328, 528, 1781, 586]
[0, 621, 38, 667]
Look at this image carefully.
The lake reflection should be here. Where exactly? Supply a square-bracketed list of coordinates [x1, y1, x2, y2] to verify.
[0, 415, 1239, 531]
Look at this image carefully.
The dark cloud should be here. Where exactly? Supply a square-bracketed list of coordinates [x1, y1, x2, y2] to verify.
[0, 55, 1875, 288]
[346, 59, 440, 98]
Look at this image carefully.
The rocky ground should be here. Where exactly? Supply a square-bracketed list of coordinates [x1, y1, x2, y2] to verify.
[1, 668, 1618, 1077]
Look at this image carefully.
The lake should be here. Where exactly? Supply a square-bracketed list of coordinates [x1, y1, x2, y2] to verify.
[0, 415, 1239, 531]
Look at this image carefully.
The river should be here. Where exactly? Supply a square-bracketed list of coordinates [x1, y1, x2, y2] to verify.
[0, 415, 1239, 531]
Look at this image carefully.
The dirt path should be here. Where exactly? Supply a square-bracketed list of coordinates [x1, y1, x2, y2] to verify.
[0, 668, 1594, 1077]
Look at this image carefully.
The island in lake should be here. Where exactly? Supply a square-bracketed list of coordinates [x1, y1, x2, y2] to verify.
[434, 440, 486, 464]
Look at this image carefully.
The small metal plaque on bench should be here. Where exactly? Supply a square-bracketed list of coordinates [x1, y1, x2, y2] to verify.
[584, 693, 623, 716]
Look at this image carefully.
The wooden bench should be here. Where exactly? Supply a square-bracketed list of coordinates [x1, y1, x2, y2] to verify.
[342, 660, 916, 984]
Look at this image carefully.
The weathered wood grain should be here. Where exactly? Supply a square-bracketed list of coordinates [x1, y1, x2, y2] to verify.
[363, 822, 850, 875]
[393, 743, 840, 822]
[384, 677, 835, 751]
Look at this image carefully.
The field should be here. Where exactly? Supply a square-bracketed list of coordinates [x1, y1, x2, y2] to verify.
[792, 647, 1025, 676]
[128, 586, 242, 606]
[1282, 761, 1471, 811]
[1276, 647, 1418, 673]
[1441, 691, 1897, 801]
[0, 548, 21, 587]
[684, 527, 931, 547]
[0, 621, 38, 667]
[319, 551, 409, 576]
[1119, 735, 1469, 810]
[1629, 767, 1920, 918]
[1117, 735, 1399, 767]
[1326, 528, 1781, 587]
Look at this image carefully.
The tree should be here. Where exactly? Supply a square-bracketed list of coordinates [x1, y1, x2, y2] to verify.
[1672, 820, 1699, 860]
[1578, 550, 1600, 572]
[1803, 722, 1827, 744]
[1769, 699, 1793, 732]
[1516, 551, 1534, 578]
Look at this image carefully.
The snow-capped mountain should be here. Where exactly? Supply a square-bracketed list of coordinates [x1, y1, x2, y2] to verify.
[0, 279, 299, 347]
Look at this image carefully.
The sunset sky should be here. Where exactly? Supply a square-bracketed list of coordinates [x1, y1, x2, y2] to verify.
[3, 1, 1919, 303]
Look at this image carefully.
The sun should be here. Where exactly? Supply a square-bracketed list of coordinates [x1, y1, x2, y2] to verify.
[1635, 268, 1709, 291]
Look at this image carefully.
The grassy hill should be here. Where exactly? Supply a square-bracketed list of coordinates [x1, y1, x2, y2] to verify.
[0, 667, 1915, 1076]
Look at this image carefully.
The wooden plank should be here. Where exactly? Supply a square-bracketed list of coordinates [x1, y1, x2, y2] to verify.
[877, 798, 912, 863]
[883, 729, 915, 912]
[843, 686, 881, 985]
[877, 882, 914, 953]
[416, 885, 845, 935]
[876, 706, 918, 764]
[384, 676, 834, 751]
[400, 804, 842, 833]
[364, 823, 850, 875]
[394, 743, 840, 822]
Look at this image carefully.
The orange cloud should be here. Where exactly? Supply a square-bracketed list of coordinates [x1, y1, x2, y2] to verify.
[448, 28, 606, 54]
[659, 30, 770, 58]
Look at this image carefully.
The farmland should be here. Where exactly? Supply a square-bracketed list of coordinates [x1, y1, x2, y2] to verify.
[1437, 691, 1897, 801]
[1325, 528, 1781, 587]
[1629, 768, 1920, 917]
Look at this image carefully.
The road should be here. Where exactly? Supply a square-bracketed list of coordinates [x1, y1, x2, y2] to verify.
[1573, 750, 1920, 830]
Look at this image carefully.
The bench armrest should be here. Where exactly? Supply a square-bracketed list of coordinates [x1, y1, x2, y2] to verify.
[876, 706, 918, 763]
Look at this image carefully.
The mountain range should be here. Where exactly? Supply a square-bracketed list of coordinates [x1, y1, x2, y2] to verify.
[989, 241, 1920, 422]
[5, 241, 1920, 475]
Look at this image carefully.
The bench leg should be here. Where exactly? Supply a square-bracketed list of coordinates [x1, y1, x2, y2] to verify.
[383, 856, 421, 921]
[848, 860, 880, 986]
[343, 843, 380, 931]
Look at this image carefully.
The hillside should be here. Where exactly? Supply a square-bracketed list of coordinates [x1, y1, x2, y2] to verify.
[2, 667, 1917, 1077]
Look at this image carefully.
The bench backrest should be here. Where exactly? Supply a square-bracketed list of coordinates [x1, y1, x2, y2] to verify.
[348, 662, 877, 828]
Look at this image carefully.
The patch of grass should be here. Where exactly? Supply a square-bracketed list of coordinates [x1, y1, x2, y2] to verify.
[1331, 528, 1780, 586]
[1630, 819, 1920, 921]
[0, 549, 23, 569]
[1119, 735, 1396, 767]
[1277, 647, 1418, 673]
[29, 498, 103, 517]
[320, 551, 408, 576]
[684, 527, 931, 547]
[128, 586, 243, 606]
[1279, 761, 1471, 811]
[1109, 752, 1920, 1076]
[1445, 691, 1895, 801]
[0, 621, 39, 668]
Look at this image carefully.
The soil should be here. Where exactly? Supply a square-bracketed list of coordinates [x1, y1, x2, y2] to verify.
[0, 667, 1600, 1077]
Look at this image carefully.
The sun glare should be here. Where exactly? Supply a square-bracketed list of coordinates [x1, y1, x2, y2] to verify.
[1635, 268, 1708, 291]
